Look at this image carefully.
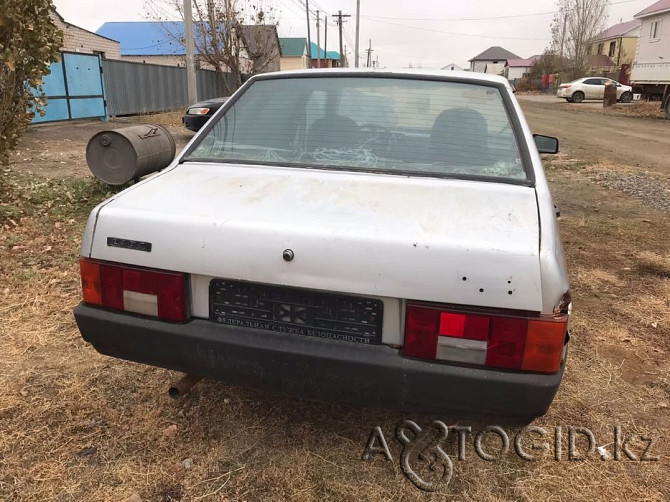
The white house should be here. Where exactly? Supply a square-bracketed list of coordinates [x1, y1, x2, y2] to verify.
[441, 63, 464, 71]
[469, 46, 520, 72]
[506, 58, 536, 80]
[634, 0, 670, 65]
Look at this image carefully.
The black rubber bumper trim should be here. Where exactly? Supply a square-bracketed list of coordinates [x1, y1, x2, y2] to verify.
[182, 115, 209, 132]
[74, 303, 564, 421]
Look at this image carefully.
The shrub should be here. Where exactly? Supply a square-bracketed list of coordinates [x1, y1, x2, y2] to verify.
[0, 0, 62, 164]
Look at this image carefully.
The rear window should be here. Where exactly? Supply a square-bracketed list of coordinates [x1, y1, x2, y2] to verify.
[186, 76, 526, 181]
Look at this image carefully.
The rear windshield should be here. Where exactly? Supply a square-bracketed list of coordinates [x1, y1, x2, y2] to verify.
[185, 76, 526, 181]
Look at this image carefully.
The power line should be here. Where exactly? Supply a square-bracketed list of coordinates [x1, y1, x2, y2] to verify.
[358, 0, 640, 22]
[363, 17, 552, 41]
[278, 0, 306, 19]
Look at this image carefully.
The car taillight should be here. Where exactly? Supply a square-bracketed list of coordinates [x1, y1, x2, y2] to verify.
[404, 304, 568, 373]
[79, 258, 188, 322]
[560, 84, 571, 89]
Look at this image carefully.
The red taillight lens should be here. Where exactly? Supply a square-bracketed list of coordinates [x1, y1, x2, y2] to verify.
[486, 317, 527, 369]
[80, 258, 188, 322]
[80, 259, 102, 305]
[439, 312, 489, 340]
[560, 84, 571, 89]
[404, 304, 568, 374]
[404, 305, 439, 359]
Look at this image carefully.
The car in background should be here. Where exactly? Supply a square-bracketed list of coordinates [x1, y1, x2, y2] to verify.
[557, 77, 633, 103]
[182, 97, 229, 131]
[75, 69, 570, 423]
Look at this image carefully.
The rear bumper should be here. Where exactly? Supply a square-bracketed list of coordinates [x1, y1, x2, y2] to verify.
[74, 303, 565, 423]
[182, 114, 210, 132]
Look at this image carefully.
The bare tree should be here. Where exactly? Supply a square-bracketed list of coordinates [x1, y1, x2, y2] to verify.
[550, 0, 609, 75]
[147, 0, 279, 95]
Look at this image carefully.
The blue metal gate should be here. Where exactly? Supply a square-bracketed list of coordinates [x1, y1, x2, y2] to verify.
[32, 51, 107, 123]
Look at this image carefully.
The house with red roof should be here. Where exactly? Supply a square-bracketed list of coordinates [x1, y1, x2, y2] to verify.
[589, 19, 641, 71]
[505, 58, 536, 80]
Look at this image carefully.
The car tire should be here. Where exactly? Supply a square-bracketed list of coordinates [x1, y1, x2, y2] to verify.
[619, 91, 633, 103]
[664, 96, 670, 120]
[571, 91, 584, 103]
[565, 98, 573, 103]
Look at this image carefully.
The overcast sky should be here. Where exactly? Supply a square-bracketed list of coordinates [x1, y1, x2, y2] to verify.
[52, 0, 652, 68]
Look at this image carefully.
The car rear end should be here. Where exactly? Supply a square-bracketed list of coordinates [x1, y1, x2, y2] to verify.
[557, 81, 576, 99]
[75, 70, 570, 422]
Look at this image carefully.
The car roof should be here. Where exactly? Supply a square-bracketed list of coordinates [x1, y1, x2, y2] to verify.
[250, 68, 512, 87]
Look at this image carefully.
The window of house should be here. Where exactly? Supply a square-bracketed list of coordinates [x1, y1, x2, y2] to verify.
[597, 43, 604, 54]
[650, 20, 662, 40]
[608, 41, 616, 57]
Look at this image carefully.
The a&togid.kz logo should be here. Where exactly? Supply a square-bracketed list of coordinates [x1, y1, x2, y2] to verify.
[362, 420, 453, 492]
[362, 421, 660, 492]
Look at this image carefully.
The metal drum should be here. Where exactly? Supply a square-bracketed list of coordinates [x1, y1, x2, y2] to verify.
[86, 124, 176, 185]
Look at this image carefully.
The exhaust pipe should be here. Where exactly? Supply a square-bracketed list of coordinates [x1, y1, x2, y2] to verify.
[168, 374, 202, 399]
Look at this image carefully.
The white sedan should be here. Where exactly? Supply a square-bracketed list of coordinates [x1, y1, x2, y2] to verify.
[74, 69, 571, 423]
[557, 77, 633, 103]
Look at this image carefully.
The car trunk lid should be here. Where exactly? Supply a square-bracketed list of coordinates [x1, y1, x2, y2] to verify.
[88, 162, 543, 312]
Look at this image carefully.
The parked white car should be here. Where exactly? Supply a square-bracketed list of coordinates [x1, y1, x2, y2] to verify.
[75, 69, 571, 423]
[557, 77, 633, 103]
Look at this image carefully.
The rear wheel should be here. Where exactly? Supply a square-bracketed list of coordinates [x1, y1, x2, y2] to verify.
[620, 91, 633, 103]
[664, 96, 670, 120]
[571, 91, 584, 103]
[565, 98, 574, 103]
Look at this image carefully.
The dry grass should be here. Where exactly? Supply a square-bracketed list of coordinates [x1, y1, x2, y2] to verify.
[1, 153, 669, 501]
[113, 110, 186, 128]
[603, 101, 665, 120]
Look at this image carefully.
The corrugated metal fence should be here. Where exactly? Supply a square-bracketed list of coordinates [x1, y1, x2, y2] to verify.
[102, 60, 234, 116]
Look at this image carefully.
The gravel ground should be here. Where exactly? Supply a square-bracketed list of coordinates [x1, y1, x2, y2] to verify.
[588, 169, 670, 211]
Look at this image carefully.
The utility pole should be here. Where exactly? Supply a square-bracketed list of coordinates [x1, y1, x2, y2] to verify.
[355, 0, 360, 68]
[334, 10, 351, 68]
[324, 16, 328, 68]
[305, 0, 313, 68]
[366, 39, 373, 68]
[559, 13, 568, 60]
[183, 0, 197, 103]
[316, 10, 321, 69]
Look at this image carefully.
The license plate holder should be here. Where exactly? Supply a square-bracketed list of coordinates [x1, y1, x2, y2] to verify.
[209, 279, 383, 345]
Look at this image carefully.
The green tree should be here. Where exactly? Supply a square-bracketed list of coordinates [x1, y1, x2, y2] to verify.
[0, 0, 62, 164]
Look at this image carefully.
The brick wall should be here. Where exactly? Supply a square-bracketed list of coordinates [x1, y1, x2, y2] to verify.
[51, 12, 121, 59]
[121, 55, 188, 67]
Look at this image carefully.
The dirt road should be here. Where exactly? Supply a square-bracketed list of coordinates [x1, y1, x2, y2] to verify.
[518, 95, 670, 175]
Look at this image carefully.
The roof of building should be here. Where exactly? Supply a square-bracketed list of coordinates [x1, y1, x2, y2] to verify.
[240, 25, 281, 57]
[280, 37, 307, 57]
[589, 54, 617, 67]
[52, 8, 120, 44]
[506, 58, 536, 67]
[309, 42, 340, 60]
[97, 21, 281, 57]
[593, 20, 641, 41]
[635, 0, 670, 18]
[469, 46, 520, 62]
[97, 22, 190, 55]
